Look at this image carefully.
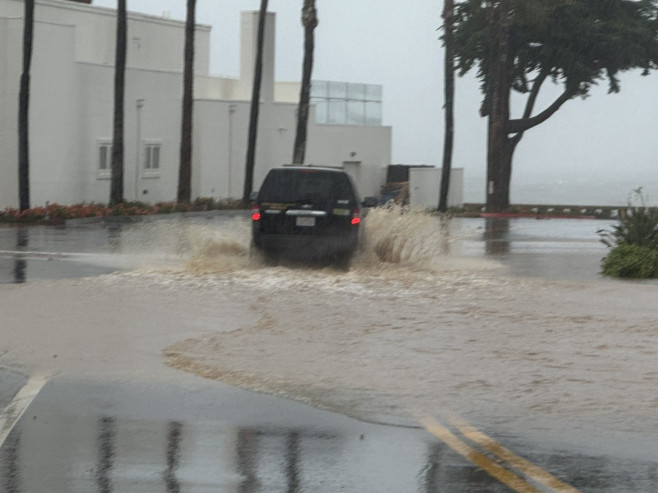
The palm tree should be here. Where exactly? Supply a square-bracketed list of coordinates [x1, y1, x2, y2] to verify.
[438, 0, 455, 212]
[110, 0, 127, 205]
[177, 0, 196, 203]
[292, 0, 318, 165]
[18, 0, 35, 211]
[242, 0, 268, 203]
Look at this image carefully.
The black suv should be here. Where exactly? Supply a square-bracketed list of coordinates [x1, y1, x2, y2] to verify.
[251, 166, 364, 264]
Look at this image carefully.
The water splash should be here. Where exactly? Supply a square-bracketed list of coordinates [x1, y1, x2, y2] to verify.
[110, 210, 500, 281]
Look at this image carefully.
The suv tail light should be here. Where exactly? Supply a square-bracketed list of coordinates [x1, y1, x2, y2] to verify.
[351, 209, 361, 225]
[251, 204, 261, 221]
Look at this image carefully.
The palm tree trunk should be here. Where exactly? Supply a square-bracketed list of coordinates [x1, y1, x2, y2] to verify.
[110, 0, 126, 205]
[438, 0, 455, 213]
[243, 0, 269, 203]
[292, 0, 318, 165]
[177, 0, 196, 203]
[18, 0, 34, 212]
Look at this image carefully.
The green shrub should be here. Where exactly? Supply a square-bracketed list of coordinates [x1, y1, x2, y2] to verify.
[597, 189, 658, 249]
[601, 244, 658, 278]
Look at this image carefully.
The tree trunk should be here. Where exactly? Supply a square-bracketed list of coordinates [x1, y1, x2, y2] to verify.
[110, 0, 126, 206]
[243, 0, 269, 203]
[292, 0, 318, 165]
[18, 0, 34, 212]
[485, 0, 513, 212]
[177, 0, 196, 203]
[438, 0, 455, 213]
[486, 131, 515, 212]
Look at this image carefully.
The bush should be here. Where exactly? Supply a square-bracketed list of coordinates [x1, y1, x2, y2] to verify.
[601, 244, 658, 278]
[0, 197, 246, 224]
[598, 188, 658, 278]
[597, 189, 658, 249]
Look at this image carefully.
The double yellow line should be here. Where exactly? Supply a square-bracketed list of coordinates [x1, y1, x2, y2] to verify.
[419, 415, 580, 493]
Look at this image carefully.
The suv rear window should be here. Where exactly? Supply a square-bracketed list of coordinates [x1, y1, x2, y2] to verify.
[259, 169, 354, 204]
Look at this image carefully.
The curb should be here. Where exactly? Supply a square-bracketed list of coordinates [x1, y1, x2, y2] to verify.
[64, 209, 250, 226]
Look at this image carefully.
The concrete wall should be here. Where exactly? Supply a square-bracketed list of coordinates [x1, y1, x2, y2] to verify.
[306, 123, 392, 198]
[0, 17, 21, 208]
[0, 0, 210, 73]
[409, 167, 464, 210]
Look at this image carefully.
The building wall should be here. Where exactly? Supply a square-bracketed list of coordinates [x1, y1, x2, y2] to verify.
[306, 123, 392, 198]
[0, 17, 21, 208]
[0, 2, 392, 209]
[409, 167, 464, 210]
[30, 20, 81, 205]
[0, 0, 211, 73]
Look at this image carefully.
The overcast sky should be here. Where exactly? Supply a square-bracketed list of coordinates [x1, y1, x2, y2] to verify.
[92, 0, 658, 205]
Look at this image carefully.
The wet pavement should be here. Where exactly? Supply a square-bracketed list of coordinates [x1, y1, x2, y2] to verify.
[0, 223, 124, 284]
[3, 374, 658, 492]
[0, 214, 612, 284]
[0, 376, 518, 492]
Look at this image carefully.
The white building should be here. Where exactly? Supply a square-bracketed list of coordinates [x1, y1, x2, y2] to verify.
[0, 0, 392, 209]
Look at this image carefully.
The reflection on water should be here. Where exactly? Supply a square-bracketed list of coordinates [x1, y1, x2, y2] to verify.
[483, 218, 511, 256]
[2, 409, 658, 491]
[164, 421, 182, 493]
[13, 229, 28, 284]
[95, 417, 115, 493]
[285, 432, 301, 493]
[107, 225, 123, 253]
[12, 260, 26, 285]
[420, 442, 443, 492]
[1, 428, 21, 493]
[236, 429, 259, 493]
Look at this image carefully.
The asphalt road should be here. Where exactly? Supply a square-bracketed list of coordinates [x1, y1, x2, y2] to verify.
[3, 372, 658, 492]
[0, 373, 521, 492]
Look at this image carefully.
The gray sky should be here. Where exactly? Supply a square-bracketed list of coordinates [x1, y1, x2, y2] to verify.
[92, 0, 658, 205]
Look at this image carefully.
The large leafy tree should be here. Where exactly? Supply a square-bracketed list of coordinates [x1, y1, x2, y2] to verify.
[243, 0, 269, 203]
[454, 0, 658, 211]
[178, 0, 196, 203]
[110, 0, 127, 205]
[292, 0, 318, 165]
[18, 0, 34, 211]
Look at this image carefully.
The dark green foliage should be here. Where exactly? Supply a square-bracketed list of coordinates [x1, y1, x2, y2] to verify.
[601, 244, 658, 278]
[598, 191, 658, 250]
[599, 189, 658, 278]
[453, 0, 658, 211]
[454, 0, 658, 104]
[598, 208, 658, 250]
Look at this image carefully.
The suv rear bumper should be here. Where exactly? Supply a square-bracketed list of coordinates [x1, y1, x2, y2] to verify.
[253, 231, 359, 256]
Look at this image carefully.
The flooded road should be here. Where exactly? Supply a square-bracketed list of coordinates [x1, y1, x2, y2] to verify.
[1, 210, 657, 491]
[0, 212, 608, 283]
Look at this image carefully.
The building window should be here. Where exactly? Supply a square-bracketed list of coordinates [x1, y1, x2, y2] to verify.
[310, 80, 383, 126]
[143, 142, 161, 177]
[98, 141, 112, 179]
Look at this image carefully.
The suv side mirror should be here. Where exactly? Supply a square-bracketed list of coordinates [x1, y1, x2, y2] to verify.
[362, 196, 378, 208]
[249, 191, 259, 202]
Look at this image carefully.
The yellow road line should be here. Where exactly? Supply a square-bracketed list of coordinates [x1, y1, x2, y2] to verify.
[419, 416, 543, 493]
[448, 415, 581, 493]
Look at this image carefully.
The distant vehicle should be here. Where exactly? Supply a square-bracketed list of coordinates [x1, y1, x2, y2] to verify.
[251, 166, 369, 266]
